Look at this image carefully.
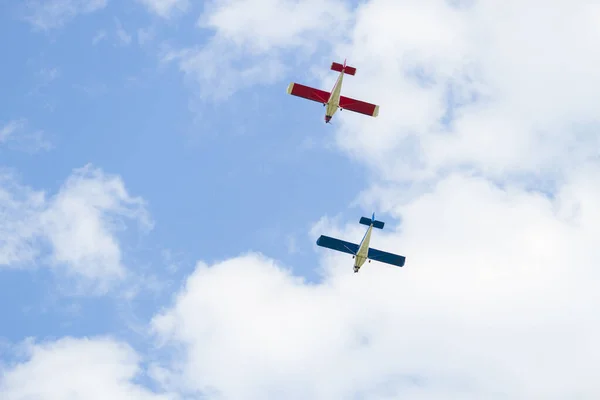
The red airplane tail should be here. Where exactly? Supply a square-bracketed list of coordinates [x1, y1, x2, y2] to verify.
[331, 61, 356, 76]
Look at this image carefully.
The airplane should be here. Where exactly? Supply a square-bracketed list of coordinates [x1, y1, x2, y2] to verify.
[316, 213, 406, 273]
[286, 60, 380, 123]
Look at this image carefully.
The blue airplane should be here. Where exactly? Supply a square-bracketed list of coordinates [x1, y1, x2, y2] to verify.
[316, 213, 406, 273]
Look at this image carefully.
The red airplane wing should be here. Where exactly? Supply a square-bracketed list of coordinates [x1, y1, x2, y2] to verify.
[339, 95, 380, 117]
[287, 83, 330, 104]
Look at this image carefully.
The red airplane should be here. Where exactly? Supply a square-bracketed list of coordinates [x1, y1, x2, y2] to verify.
[286, 60, 380, 123]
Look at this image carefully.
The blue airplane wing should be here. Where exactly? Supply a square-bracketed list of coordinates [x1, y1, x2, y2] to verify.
[316, 235, 359, 255]
[367, 247, 406, 267]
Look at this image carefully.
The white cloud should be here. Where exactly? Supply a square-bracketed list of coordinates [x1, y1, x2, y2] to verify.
[150, 167, 600, 398]
[0, 337, 175, 400]
[199, 0, 353, 53]
[23, 0, 107, 30]
[163, 0, 353, 101]
[163, 44, 286, 101]
[0, 164, 152, 293]
[115, 18, 132, 46]
[5, 1, 600, 398]
[136, 0, 189, 18]
[145, 2, 600, 398]
[0, 120, 23, 143]
[176, 0, 600, 179]
[0, 170, 45, 266]
[39, 164, 152, 283]
[0, 119, 52, 153]
[320, 0, 600, 181]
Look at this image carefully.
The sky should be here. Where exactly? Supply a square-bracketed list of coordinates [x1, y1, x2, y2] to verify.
[1, 0, 600, 398]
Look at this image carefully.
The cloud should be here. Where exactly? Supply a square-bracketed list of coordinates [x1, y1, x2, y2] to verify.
[178, 0, 600, 180]
[0, 170, 45, 266]
[144, 4, 600, 397]
[115, 18, 132, 46]
[162, 45, 286, 101]
[39, 164, 153, 282]
[150, 166, 600, 398]
[163, 0, 353, 101]
[0, 337, 175, 400]
[23, 0, 108, 30]
[318, 0, 600, 181]
[4, 168, 598, 397]
[135, 0, 189, 18]
[4, 1, 600, 398]
[0, 164, 152, 293]
[198, 0, 353, 53]
[0, 119, 52, 153]
[0, 120, 23, 143]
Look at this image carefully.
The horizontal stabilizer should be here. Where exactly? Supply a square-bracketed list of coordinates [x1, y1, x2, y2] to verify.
[316, 235, 359, 255]
[368, 247, 406, 267]
[359, 217, 384, 229]
[287, 83, 330, 103]
[331, 62, 356, 76]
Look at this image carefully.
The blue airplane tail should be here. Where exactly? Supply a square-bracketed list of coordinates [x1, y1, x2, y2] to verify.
[359, 213, 385, 229]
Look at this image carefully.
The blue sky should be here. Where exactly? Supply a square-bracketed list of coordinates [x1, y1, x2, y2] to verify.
[0, 0, 372, 357]
[2, 1, 600, 399]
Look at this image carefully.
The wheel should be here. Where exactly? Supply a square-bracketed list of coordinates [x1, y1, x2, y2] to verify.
[352, 255, 355, 259]
[368, 260, 371, 263]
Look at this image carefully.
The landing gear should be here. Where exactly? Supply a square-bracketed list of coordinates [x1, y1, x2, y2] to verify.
[352, 255, 355, 259]
[368, 260, 371, 263]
